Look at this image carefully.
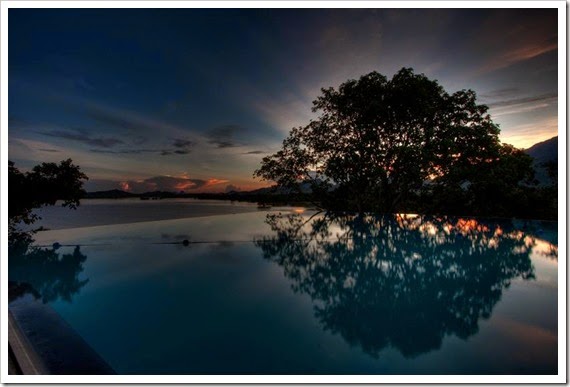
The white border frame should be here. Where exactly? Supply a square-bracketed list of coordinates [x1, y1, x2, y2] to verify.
[1, 1, 566, 384]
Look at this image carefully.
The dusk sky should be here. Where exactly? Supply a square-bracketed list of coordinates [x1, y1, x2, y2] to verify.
[8, 8, 558, 193]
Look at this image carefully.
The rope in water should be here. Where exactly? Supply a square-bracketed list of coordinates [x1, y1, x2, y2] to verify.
[34, 238, 325, 249]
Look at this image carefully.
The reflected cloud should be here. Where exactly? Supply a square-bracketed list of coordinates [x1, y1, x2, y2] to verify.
[254, 212, 548, 358]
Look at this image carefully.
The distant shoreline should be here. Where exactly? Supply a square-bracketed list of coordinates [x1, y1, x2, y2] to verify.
[29, 199, 277, 231]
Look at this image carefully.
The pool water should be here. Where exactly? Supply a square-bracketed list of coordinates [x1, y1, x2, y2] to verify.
[8, 210, 558, 374]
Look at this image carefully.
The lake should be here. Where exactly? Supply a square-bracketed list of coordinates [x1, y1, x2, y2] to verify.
[8, 199, 558, 374]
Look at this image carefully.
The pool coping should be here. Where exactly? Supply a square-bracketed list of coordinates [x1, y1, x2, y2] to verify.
[8, 310, 49, 375]
[8, 293, 115, 375]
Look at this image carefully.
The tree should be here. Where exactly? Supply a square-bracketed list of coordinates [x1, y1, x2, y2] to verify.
[9, 159, 88, 238]
[254, 68, 528, 214]
[426, 144, 536, 217]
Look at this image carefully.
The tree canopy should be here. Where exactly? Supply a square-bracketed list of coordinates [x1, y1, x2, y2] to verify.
[9, 159, 88, 238]
[255, 68, 535, 216]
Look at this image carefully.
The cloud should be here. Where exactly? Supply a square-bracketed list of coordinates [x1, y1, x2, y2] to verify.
[162, 138, 195, 155]
[206, 125, 243, 148]
[172, 138, 195, 148]
[497, 40, 557, 70]
[225, 184, 241, 192]
[88, 135, 195, 156]
[91, 148, 160, 155]
[486, 93, 557, 108]
[472, 11, 557, 75]
[487, 93, 557, 117]
[38, 148, 60, 153]
[160, 149, 191, 156]
[119, 175, 229, 193]
[86, 106, 163, 133]
[57, 96, 195, 140]
[40, 129, 124, 148]
[242, 150, 266, 155]
[480, 88, 520, 100]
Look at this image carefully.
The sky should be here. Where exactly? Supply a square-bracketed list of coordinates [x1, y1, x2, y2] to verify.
[8, 8, 558, 193]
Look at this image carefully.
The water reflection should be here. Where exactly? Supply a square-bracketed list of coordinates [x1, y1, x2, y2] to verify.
[9, 237, 88, 304]
[254, 212, 551, 358]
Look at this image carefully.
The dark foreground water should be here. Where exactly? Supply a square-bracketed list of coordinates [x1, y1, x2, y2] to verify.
[9, 205, 558, 374]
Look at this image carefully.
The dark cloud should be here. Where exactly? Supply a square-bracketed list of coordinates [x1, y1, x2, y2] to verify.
[242, 150, 266, 155]
[91, 147, 191, 156]
[487, 93, 557, 108]
[212, 141, 235, 148]
[172, 138, 194, 148]
[480, 88, 520, 100]
[156, 138, 195, 155]
[225, 184, 241, 192]
[160, 149, 191, 156]
[86, 106, 160, 133]
[38, 148, 60, 153]
[206, 125, 244, 148]
[91, 148, 158, 154]
[40, 129, 124, 148]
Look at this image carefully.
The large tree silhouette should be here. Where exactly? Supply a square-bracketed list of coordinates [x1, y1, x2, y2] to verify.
[254, 212, 546, 358]
[254, 68, 533, 214]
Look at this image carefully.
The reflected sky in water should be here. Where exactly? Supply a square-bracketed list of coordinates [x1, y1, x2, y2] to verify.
[9, 208, 557, 374]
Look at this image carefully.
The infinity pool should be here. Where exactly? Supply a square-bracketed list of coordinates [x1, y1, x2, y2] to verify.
[8, 209, 558, 374]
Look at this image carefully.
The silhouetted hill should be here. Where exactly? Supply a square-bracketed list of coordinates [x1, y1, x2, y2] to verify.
[526, 136, 557, 163]
[84, 189, 138, 199]
[83, 186, 313, 205]
[525, 136, 557, 186]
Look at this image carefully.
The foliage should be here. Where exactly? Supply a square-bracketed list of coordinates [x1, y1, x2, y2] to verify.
[424, 144, 537, 217]
[8, 159, 90, 306]
[9, 159, 88, 237]
[254, 68, 537, 217]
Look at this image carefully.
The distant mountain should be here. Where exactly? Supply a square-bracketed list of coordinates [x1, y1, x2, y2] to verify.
[525, 136, 557, 186]
[84, 189, 138, 199]
[526, 136, 557, 164]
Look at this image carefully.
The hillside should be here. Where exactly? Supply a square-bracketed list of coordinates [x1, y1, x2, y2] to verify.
[526, 136, 558, 163]
[525, 136, 558, 186]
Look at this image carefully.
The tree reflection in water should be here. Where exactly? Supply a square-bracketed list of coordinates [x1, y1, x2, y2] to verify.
[9, 236, 88, 304]
[254, 212, 550, 358]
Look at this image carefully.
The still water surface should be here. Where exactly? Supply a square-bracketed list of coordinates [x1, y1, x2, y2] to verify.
[9, 200, 558, 374]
